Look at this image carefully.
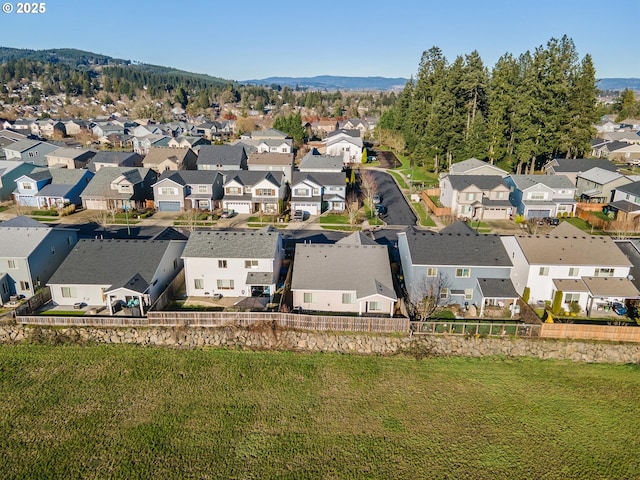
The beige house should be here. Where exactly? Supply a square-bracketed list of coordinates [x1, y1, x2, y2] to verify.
[439, 174, 512, 220]
[291, 233, 397, 316]
[142, 146, 197, 173]
[46, 148, 96, 169]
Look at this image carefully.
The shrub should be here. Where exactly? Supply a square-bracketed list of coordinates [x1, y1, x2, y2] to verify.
[569, 301, 581, 315]
[522, 287, 530, 304]
[552, 291, 563, 315]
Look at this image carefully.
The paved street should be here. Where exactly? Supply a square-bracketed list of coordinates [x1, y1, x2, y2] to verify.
[369, 170, 417, 227]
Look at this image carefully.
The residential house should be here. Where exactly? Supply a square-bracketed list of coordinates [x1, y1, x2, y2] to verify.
[182, 229, 284, 299]
[439, 175, 512, 220]
[131, 124, 163, 137]
[505, 174, 577, 219]
[592, 140, 633, 159]
[398, 222, 517, 316]
[291, 232, 397, 316]
[0, 161, 38, 201]
[92, 123, 124, 138]
[197, 144, 247, 171]
[233, 138, 294, 155]
[247, 152, 294, 184]
[81, 167, 157, 211]
[14, 168, 94, 208]
[87, 151, 143, 172]
[47, 238, 186, 316]
[324, 129, 363, 164]
[45, 148, 96, 169]
[312, 119, 339, 138]
[3, 139, 59, 166]
[448, 158, 509, 177]
[543, 158, 618, 185]
[575, 167, 632, 203]
[606, 143, 640, 163]
[290, 171, 346, 215]
[298, 148, 344, 173]
[152, 170, 223, 211]
[132, 134, 169, 155]
[601, 130, 640, 145]
[37, 119, 66, 138]
[222, 171, 286, 214]
[244, 128, 288, 140]
[0, 216, 78, 303]
[339, 118, 372, 137]
[142, 146, 197, 173]
[501, 222, 639, 315]
[607, 181, 640, 222]
[196, 120, 232, 140]
[63, 119, 90, 136]
[166, 136, 210, 152]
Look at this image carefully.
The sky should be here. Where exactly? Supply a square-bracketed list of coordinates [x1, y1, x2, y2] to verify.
[0, 0, 638, 81]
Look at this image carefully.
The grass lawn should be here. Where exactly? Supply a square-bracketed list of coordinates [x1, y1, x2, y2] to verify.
[320, 225, 360, 231]
[412, 202, 436, 227]
[467, 220, 492, 233]
[565, 217, 600, 233]
[387, 170, 408, 189]
[319, 213, 350, 224]
[248, 223, 287, 229]
[38, 310, 87, 316]
[0, 345, 638, 479]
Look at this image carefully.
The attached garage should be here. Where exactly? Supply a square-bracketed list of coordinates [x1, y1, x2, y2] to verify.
[83, 198, 106, 210]
[157, 200, 182, 212]
[224, 201, 251, 214]
[292, 202, 319, 215]
[527, 209, 552, 218]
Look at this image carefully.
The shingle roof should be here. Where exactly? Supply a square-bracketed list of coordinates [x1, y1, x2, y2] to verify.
[614, 180, 640, 196]
[548, 158, 618, 173]
[291, 242, 396, 300]
[143, 146, 192, 165]
[0, 225, 55, 257]
[247, 152, 294, 166]
[476, 278, 519, 298]
[0, 215, 48, 228]
[3, 139, 41, 152]
[156, 170, 220, 186]
[577, 167, 625, 184]
[445, 175, 508, 191]
[400, 226, 512, 267]
[336, 231, 377, 246]
[292, 171, 345, 187]
[80, 167, 151, 198]
[47, 239, 180, 289]
[508, 174, 575, 190]
[223, 170, 283, 187]
[197, 144, 246, 166]
[182, 230, 281, 259]
[298, 150, 343, 171]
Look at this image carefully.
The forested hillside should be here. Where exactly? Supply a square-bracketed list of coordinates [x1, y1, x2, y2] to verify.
[377, 36, 599, 174]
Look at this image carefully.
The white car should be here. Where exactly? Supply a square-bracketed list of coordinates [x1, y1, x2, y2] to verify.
[373, 194, 381, 204]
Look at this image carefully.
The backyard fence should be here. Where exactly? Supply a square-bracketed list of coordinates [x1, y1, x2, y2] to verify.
[421, 189, 451, 217]
[539, 323, 640, 342]
[410, 321, 540, 338]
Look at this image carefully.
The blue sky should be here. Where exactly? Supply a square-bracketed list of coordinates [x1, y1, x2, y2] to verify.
[0, 0, 637, 81]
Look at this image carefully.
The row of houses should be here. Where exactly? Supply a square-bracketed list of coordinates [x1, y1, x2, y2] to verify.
[4, 215, 639, 321]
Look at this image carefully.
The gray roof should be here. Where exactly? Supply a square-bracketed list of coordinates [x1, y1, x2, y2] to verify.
[35, 184, 75, 198]
[327, 129, 360, 139]
[547, 158, 618, 173]
[476, 278, 519, 298]
[47, 239, 180, 289]
[291, 242, 396, 300]
[87, 151, 142, 171]
[81, 167, 152, 198]
[182, 230, 281, 259]
[223, 170, 283, 187]
[0, 215, 48, 228]
[3, 139, 42, 153]
[46, 147, 96, 160]
[615, 240, 640, 291]
[298, 150, 344, 171]
[0, 225, 56, 257]
[245, 272, 274, 285]
[577, 167, 625, 184]
[508, 174, 575, 190]
[450, 158, 507, 175]
[336, 231, 377, 246]
[197, 144, 246, 166]
[156, 170, 220, 186]
[399, 226, 512, 267]
[614, 180, 640, 196]
[292, 171, 345, 187]
[446, 175, 508, 191]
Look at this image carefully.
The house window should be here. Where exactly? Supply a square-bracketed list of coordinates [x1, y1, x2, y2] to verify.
[564, 293, 580, 304]
[216, 279, 234, 290]
[312, 188, 321, 196]
[197, 185, 208, 193]
[539, 267, 549, 276]
[256, 188, 275, 196]
[303, 292, 314, 303]
[455, 268, 471, 278]
[21, 183, 33, 190]
[368, 301, 382, 311]
[595, 268, 614, 277]
[19, 281, 30, 291]
[440, 288, 449, 299]
[245, 260, 258, 269]
[1, 283, 7, 294]
[61, 287, 76, 298]
[426, 267, 438, 277]
[194, 278, 204, 290]
[7, 260, 17, 269]
[465, 289, 474, 301]
[226, 187, 241, 195]
[568, 267, 579, 277]
[496, 191, 505, 199]
[530, 193, 546, 200]
[218, 260, 228, 269]
[160, 187, 177, 195]
[342, 293, 355, 304]
[466, 193, 475, 201]
[294, 188, 309, 196]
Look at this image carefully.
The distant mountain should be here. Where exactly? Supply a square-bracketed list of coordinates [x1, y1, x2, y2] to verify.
[242, 75, 408, 91]
[597, 78, 640, 92]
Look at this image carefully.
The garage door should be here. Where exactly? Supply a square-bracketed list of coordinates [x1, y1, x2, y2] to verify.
[292, 202, 319, 215]
[84, 198, 105, 210]
[158, 201, 182, 212]
[528, 209, 551, 218]
[224, 201, 251, 214]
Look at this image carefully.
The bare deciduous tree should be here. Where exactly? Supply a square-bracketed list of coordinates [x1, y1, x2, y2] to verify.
[345, 193, 361, 226]
[405, 273, 451, 321]
[359, 169, 378, 212]
[182, 207, 201, 232]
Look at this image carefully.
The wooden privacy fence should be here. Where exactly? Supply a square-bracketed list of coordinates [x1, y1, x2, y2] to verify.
[539, 323, 640, 342]
[421, 189, 451, 217]
[410, 321, 540, 338]
[17, 315, 149, 327]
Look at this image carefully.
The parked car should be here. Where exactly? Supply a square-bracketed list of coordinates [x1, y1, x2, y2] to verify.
[611, 302, 627, 316]
[375, 204, 388, 217]
[220, 209, 236, 218]
[292, 210, 304, 221]
[544, 217, 560, 226]
[372, 194, 381, 205]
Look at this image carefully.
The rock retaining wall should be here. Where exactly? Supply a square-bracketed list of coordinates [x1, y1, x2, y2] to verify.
[1, 324, 639, 364]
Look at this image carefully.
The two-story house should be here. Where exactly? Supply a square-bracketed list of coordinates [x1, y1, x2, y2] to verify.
[166, 136, 210, 152]
[290, 171, 346, 215]
[152, 170, 224, 212]
[439, 175, 512, 220]
[142, 146, 197, 173]
[87, 151, 143, 173]
[182, 229, 284, 299]
[0, 161, 38, 201]
[45, 148, 96, 169]
[607, 181, 640, 222]
[505, 174, 577, 219]
[324, 129, 363, 164]
[501, 222, 639, 315]
[3, 139, 60, 166]
[81, 167, 157, 211]
[575, 167, 632, 204]
[132, 134, 169, 155]
[298, 148, 344, 173]
[448, 158, 509, 177]
[196, 144, 247, 171]
[398, 222, 518, 316]
[0, 216, 78, 303]
[14, 168, 94, 208]
[246, 152, 294, 185]
[543, 158, 618, 185]
[291, 232, 397, 316]
[48, 238, 186, 316]
[221, 171, 286, 214]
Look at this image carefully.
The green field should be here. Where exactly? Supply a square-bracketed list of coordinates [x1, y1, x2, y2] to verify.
[0, 345, 638, 479]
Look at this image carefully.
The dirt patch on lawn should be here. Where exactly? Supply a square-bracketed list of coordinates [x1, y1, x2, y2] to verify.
[376, 150, 402, 169]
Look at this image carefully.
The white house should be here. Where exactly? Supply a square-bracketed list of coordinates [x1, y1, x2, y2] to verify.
[324, 129, 363, 164]
[222, 171, 286, 214]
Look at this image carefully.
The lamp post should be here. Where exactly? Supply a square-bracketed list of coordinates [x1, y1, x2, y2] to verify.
[125, 200, 131, 237]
